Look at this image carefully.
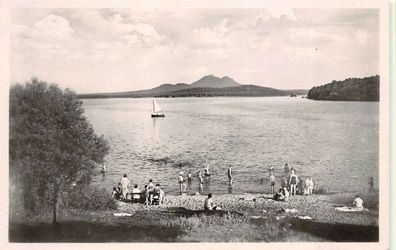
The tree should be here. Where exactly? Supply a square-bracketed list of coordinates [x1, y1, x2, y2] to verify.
[9, 78, 109, 224]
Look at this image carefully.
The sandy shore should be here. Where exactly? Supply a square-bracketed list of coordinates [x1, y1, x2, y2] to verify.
[117, 191, 379, 227]
[9, 191, 379, 242]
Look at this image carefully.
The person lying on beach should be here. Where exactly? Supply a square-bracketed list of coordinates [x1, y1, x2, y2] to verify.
[204, 193, 221, 211]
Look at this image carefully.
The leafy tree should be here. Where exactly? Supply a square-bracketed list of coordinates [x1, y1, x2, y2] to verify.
[9, 78, 109, 224]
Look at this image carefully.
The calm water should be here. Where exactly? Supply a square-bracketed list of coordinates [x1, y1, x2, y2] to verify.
[83, 97, 379, 195]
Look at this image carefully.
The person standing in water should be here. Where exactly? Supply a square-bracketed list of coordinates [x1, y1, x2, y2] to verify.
[227, 165, 233, 184]
[269, 171, 276, 194]
[198, 171, 204, 192]
[204, 165, 210, 177]
[187, 171, 192, 181]
[368, 177, 374, 192]
[178, 171, 186, 194]
[284, 163, 290, 175]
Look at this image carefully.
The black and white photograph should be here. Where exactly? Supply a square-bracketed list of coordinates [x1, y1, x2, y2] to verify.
[1, 0, 392, 247]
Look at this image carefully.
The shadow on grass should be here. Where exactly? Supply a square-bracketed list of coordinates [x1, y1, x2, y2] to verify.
[9, 221, 181, 242]
[290, 218, 378, 242]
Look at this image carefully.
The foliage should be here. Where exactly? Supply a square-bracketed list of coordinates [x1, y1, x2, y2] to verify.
[64, 186, 117, 211]
[9, 78, 110, 219]
[307, 75, 379, 101]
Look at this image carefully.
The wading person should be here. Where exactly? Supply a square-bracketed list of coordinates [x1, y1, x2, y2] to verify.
[227, 165, 233, 185]
[204, 165, 210, 177]
[187, 171, 192, 181]
[198, 171, 204, 192]
[178, 171, 186, 194]
[289, 170, 299, 196]
[120, 174, 130, 200]
[368, 177, 374, 192]
[284, 163, 290, 175]
[269, 171, 276, 194]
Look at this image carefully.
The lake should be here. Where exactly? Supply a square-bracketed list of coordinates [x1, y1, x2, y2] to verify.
[83, 97, 379, 195]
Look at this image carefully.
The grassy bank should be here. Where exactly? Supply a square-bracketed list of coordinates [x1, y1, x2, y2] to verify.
[9, 191, 379, 242]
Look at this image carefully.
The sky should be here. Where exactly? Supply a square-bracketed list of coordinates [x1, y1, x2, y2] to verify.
[10, 8, 379, 93]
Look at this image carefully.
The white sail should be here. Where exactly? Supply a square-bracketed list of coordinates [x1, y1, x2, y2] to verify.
[153, 99, 162, 113]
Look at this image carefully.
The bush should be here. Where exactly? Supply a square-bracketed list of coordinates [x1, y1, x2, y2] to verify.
[9, 79, 110, 223]
[65, 185, 117, 211]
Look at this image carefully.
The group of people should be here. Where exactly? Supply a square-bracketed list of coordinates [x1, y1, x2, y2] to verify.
[112, 174, 165, 205]
[178, 164, 215, 194]
[270, 164, 315, 201]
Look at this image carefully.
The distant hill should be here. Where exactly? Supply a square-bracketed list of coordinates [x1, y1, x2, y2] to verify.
[190, 75, 241, 88]
[307, 76, 379, 101]
[78, 74, 307, 98]
[156, 85, 287, 97]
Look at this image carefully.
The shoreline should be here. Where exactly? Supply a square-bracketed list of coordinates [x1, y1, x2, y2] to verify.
[9, 191, 379, 242]
[117, 191, 379, 227]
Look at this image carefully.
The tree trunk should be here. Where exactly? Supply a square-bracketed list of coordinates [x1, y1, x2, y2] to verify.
[52, 183, 58, 225]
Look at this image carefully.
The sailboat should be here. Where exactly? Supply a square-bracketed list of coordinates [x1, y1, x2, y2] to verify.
[151, 99, 165, 118]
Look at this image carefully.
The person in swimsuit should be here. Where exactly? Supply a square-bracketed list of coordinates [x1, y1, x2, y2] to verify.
[178, 171, 186, 194]
[368, 177, 374, 192]
[187, 171, 192, 181]
[120, 174, 130, 200]
[269, 171, 276, 194]
[204, 165, 210, 177]
[289, 170, 299, 196]
[227, 165, 233, 185]
[198, 171, 204, 192]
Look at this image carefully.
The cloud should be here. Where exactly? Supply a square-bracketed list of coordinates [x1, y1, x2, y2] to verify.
[190, 19, 230, 49]
[32, 14, 75, 40]
[266, 8, 296, 21]
[287, 27, 345, 46]
[10, 8, 379, 93]
[110, 13, 166, 48]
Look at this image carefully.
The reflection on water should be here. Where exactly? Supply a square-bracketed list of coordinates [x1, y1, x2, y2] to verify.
[228, 184, 233, 194]
[83, 97, 379, 195]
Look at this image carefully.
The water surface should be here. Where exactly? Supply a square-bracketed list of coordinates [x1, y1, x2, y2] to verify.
[83, 97, 379, 195]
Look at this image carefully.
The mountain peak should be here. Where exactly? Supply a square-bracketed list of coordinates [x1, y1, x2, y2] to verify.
[191, 74, 240, 88]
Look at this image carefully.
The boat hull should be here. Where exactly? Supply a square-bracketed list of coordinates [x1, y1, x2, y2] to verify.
[151, 114, 165, 118]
